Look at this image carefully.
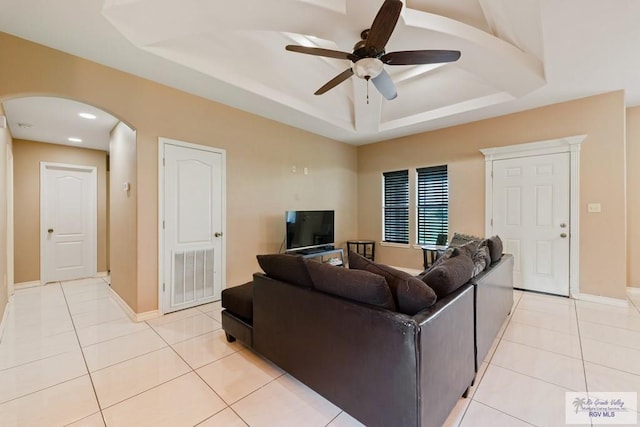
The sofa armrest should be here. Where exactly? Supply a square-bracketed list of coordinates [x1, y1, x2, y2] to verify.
[473, 254, 514, 369]
[414, 284, 476, 427]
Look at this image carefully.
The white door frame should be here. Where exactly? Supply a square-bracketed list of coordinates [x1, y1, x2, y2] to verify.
[7, 142, 14, 296]
[40, 162, 98, 284]
[157, 137, 227, 315]
[481, 135, 586, 298]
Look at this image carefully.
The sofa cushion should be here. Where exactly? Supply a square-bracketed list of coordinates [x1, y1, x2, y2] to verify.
[221, 281, 254, 321]
[348, 251, 437, 315]
[256, 254, 313, 288]
[486, 235, 503, 264]
[307, 261, 396, 310]
[420, 252, 475, 297]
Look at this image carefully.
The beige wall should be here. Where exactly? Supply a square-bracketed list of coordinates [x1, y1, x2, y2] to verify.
[109, 122, 137, 309]
[358, 91, 627, 300]
[0, 103, 11, 323]
[12, 139, 108, 283]
[627, 107, 640, 287]
[0, 32, 358, 313]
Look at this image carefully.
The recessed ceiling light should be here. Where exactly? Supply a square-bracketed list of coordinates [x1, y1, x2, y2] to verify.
[78, 112, 97, 120]
[68, 137, 82, 143]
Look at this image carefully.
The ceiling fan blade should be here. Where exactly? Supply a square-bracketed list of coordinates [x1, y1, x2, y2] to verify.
[315, 68, 354, 95]
[372, 69, 397, 100]
[381, 50, 461, 65]
[365, 0, 403, 54]
[286, 45, 357, 61]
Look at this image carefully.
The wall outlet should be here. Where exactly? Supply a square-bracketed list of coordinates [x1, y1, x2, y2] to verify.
[587, 203, 601, 213]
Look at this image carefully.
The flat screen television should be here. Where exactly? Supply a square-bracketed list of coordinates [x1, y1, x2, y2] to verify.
[285, 210, 335, 252]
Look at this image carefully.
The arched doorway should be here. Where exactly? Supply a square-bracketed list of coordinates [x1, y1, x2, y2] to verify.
[1, 95, 136, 298]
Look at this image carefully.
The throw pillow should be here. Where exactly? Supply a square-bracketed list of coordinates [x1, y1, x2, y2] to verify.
[448, 232, 483, 247]
[421, 252, 475, 297]
[487, 235, 503, 264]
[306, 261, 396, 310]
[471, 246, 489, 277]
[456, 240, 479, 258]
[349, 251, 437, 315]
[256, 254, 313, 288]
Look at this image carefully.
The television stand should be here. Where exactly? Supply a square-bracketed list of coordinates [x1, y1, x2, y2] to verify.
[296, 246, 334, 255]
[297, 248, 344, 267]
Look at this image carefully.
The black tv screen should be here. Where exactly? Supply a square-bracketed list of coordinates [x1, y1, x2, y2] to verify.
[286, 210, 335, 252]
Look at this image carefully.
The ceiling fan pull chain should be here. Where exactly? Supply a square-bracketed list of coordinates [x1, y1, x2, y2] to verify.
[366, 78, 370, 104]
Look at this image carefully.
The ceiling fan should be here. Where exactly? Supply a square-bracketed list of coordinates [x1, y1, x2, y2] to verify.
[286, 0, 461, 100]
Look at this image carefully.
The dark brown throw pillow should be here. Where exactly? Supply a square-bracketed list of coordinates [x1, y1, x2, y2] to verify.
[349, 251, 437, 315]
[307, 261, 396, 310]
[487, 235, 503, 264]
[421, 252, 475, 298]
[256, 254, 313, 288]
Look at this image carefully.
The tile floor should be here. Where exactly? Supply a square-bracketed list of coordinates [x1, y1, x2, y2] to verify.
[1, 277, 640, 426]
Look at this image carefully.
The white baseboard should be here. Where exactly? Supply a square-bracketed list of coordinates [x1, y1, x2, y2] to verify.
[572, 292, 628, 307]
[109, 287, 159, 323]
[14, 281, 41, 290]
[0, 297, 13, 343]
[95, 271, 110, 278]
[627, 286, 640, 296]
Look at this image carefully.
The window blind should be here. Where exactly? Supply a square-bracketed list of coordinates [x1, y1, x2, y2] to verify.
[417, 165, 448, 245]
[383, 170, 409, 244]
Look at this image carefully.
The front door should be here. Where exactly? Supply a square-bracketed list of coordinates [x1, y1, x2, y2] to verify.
[41, 163, 97, 283]
[161, 140, 225, 314]
[492, 152, 570, 295]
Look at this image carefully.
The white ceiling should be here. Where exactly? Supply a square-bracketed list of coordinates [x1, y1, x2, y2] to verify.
[1, 0, 640, 146]
[3, 97, 118, 151]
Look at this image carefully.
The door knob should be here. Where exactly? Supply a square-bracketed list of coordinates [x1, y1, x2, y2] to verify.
[560, 223, 567, 228]
[48, 229, 54, 233]
[560, 233, 567, 238]
[214, 232, 223, 237]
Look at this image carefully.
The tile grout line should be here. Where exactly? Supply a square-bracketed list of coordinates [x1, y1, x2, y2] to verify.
[573, 298, 596, 427]
[59, 280, 109, 427]
[456, 292, 524, 426]
[465, 291, 562, 427]
[144, 317, 254, 426]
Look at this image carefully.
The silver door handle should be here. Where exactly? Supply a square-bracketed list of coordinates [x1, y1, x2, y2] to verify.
[48, 228, 54, 233]
[560, 233, 567, 238]
[214, 232, 223, 237]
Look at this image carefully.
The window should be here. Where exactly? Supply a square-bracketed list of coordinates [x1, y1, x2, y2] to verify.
[382, 170, 409, 244]
[417, 165, 448, 245]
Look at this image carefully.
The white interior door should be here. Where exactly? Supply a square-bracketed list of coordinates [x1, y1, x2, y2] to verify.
[41, 163, 97, 283]
[492, 152, 570, 295]
[162, 141, 225, 314]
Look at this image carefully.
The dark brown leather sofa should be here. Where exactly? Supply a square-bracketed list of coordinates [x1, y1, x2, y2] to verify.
[221, 254, 514, 427]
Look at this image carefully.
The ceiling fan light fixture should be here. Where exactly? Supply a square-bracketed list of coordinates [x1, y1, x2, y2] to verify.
[353, 58, 384, 80]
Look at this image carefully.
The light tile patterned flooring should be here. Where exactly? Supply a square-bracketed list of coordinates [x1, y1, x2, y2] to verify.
[1, 277, 640, 426]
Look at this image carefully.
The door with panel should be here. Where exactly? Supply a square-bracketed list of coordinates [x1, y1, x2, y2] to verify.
[162, 142, 224, 313]
[41, 163, 97, 283]
[492, 152, 570, 295]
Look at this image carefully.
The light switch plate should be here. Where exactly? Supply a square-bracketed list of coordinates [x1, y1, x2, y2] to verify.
[587, 203, 601, 213]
